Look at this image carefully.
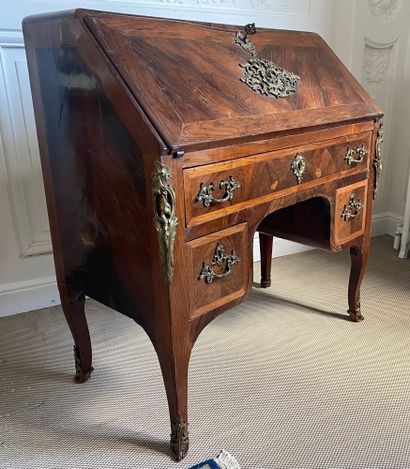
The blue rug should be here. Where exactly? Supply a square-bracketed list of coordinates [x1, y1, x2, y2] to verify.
[189, 450, 240, 469]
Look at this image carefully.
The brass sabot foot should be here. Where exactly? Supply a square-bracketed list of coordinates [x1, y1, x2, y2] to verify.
[170, 415, 189, 461]
[348, 309, 364, 322]
[73, 345, 94, 383]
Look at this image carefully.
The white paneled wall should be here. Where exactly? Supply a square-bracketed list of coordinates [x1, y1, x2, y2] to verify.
[0, 0, 407, 316]
[332, 0, 410, 240]
[0, 32, 58, 316]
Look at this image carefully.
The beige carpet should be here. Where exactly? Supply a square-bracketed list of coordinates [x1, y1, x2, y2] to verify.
[1, 235, 410, 469]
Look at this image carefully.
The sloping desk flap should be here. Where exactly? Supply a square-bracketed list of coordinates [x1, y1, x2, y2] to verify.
[82, 10, 382, 151]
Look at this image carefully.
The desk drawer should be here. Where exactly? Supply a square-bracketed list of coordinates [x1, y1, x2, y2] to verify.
[184, 132, 371, 227]
[334, 180, 368, 244]
[187, 223, 248, 318]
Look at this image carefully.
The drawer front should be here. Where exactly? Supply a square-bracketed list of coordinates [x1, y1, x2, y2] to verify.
[184, 132, 371, 227]
[334, 180, 368, 244]
[187, 223, 248, 318]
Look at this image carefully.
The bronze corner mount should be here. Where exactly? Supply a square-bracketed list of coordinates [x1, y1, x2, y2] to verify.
[152, 161, 178, 283]
[373, 121, 383, 198]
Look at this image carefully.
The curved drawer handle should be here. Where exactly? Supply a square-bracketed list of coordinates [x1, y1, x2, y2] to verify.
[341, 193, 363, 221]
[199, 243, 241, 284]
[291, 153, 305, 184]
[345, 144, 367, 166]
[196, 176, 240, 207]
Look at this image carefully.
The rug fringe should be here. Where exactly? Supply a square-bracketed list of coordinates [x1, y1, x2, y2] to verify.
[215, 450, 240, 469]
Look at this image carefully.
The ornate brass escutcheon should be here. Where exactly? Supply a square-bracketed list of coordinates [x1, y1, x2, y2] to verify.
[341, 192, 363, 221]
[291, 153, 306, 184]
[345, 144, 368, 166]
[234, 22, 256, 55]
[234, 23, 300, 98]
[199, 243, 241, 284]
[196, 176, 240, 207]
[152, 161, 178, 283]
[374, 122, 383, 198]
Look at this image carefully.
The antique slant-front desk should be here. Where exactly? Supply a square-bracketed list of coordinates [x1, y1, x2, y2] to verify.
[23, 10, 383, 461]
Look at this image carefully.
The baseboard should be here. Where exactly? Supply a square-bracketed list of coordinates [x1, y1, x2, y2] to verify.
[371, 211, 403, 237]
[253, 236, 312, 262]
[0, 276, 59, 318]
[0, 212, 402, 317]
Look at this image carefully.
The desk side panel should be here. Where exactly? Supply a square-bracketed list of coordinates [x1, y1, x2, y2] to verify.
[23, 15, 168, 337]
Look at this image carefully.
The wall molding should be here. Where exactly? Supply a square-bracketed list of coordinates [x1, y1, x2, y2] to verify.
[0, 276, 59, 317]
[2, 0, 311, 26]
[0, 30, 23, 45]
[371, 211, 403, 237]
[362, 38, 397, 104]
[1, 1, 335, 40]
[361, 37, 398, 203]
[368, 0, 402, 23]
[0, 38, 52, 257]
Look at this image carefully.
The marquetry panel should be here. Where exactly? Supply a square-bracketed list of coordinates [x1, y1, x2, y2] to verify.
[334, 180, 368, 244]
[187, 223, 248, 318]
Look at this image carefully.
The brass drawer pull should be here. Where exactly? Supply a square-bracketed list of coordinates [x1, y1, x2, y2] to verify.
[196, 176, 240, 207]
[345, 144, 367, 166]
[291, 153, 305, 184]
[341, 193, 363, 221]
[199, 243, 241, 284]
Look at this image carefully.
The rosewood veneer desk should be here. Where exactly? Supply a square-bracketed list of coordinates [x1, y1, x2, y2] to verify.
[23, 10, 383, 461]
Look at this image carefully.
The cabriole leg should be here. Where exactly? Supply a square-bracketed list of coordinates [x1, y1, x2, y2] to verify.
[259, 232, 273, 288]
[62, 297, 93, 383]
[347, 245, 369, 322]
[156, 343, 190, 461]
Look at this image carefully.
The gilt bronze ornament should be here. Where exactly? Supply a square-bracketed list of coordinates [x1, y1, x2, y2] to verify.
[170, 415, 189, 462]
[291, 153, 306, 184]
[345, 144, 368, 166]
[234, 23, 300, 98]
[199, 243, 241, 284]
[152, 161, 178, 283]
[374, 121, 383, 198]
[341, 193, 363, 222]
[196, 176, 240, 207]
[73, 345, 93, 383]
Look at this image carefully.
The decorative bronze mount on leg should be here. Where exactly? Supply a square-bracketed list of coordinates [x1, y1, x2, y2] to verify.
[170, 415, 189, 461]
[347, 300, 364, 323]
[373, 121, 383, 198]
[73, 345, 94, 383]
[152, 161, 178, 283]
